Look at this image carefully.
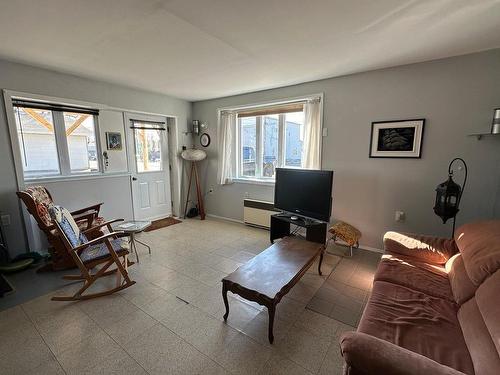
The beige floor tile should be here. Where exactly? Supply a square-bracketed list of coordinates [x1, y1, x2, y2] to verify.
[209, 257, 243, 274]
[319, 342, 344, 375]
[120, 281, 169, 307]
[190, 286, 228, 316]
[294, 309, 341, 339]
[275, 297, 307, 324]
[140, 291, 187, 321]
[104, 308, 158, 346]
[216, 297, 261, 331]
[0, 332, 55, 374]
[230, 250, 255, 263]
[212, 332, 273, 375]
[241, 311, 291, 348]
[126, 323, 219, 374]
[38, 312, 101, 355]
[169, 276, 212, 303]
[56, 330, 121, 373]
[160, 303, 238, 357]
[78, 348, 147, 375]
[24, 358, 65, 375]
[278, 326, 331, 373]
[261, 353, 313, 375]
[80, 294, 140, 327]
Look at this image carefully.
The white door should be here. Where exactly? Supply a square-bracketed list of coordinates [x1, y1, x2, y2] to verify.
[126, 113, 172, 221]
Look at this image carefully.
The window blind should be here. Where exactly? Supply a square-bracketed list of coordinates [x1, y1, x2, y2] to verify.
[12, 99, 99, 115]
[237, 102, 304, 118]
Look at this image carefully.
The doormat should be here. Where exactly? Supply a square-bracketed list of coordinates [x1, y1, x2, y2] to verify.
[144, 217, 182, 232]
[0, 273, 14, 297]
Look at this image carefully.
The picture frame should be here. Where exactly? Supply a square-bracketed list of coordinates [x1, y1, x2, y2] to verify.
[369, 119, 425, 158]
[106, 132, 122, 150]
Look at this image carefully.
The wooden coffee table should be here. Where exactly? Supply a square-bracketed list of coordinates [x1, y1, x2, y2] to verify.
[221, 236, 324, 343]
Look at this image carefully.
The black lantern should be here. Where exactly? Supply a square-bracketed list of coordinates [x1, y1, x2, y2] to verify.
[433, 158, 468, 236]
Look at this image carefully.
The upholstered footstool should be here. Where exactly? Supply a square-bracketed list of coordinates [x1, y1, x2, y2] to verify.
[328, 221, 361, 256]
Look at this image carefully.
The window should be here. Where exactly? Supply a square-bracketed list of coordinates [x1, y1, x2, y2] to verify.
[13, 100, 100, 179]
[237, 107, 305, 181]
[132, 122, 163, 173]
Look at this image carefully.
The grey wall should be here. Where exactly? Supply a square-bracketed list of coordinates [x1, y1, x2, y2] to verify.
[0, 59, 192, 256]
[193, 49, 500, 250]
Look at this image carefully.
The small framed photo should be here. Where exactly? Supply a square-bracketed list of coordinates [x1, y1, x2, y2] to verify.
[106, 132, 122, 150]
[369, 119, 425, 158]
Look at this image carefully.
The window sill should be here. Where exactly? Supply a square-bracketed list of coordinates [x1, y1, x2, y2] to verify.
[233, 178, 275, 186]
[24, 172, 131, 184]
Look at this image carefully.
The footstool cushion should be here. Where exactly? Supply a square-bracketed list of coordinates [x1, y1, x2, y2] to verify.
[329, 221, 361, 247]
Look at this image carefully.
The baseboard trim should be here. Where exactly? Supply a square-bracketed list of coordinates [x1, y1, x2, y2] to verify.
[206, 213, 244, 224]
[358, 245, 384, 254]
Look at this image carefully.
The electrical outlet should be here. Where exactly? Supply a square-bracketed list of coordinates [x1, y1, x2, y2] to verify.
[1, 214, 10, 226]
[322, 128, 328, 137]
[395, 211, 405, 222]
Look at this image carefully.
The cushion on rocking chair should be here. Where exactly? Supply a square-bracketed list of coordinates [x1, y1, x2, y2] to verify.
[80, 238, 129, 264]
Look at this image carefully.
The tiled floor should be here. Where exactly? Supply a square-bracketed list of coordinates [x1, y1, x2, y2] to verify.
[0, 218, 381, 375]
[307, 248, 381, 327]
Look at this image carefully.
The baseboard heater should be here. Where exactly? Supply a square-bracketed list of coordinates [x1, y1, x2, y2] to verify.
[243, 199, 279, 229]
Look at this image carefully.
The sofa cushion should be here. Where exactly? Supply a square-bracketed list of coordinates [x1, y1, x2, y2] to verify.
[458, 297, 500, 375]
[455, 220, 500, 285]
[475, 270, 500, 355]
[358, 281, 474, 375]
[445, 253, 477, 305]
[375, 253, 454, 301]
[384, 231, 458, 265]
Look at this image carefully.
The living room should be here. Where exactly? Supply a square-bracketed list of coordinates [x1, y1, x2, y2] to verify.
[0, 1, 499, 374]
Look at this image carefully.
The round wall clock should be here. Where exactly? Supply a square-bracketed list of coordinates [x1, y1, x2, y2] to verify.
[200, 133, 211, 147]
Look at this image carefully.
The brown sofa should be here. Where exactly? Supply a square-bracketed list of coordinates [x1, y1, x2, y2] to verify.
[340, 220, 500, 375]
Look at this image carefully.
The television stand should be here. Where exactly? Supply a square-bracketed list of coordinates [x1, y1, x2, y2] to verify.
[270, 213, 327, 245]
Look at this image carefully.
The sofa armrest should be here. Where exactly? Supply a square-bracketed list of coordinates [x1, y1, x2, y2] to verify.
[340, 332, 466, 375]
[383, 231, 458, 265]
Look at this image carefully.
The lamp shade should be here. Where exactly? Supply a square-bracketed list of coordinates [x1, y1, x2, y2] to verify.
[181, 149, 206, 161]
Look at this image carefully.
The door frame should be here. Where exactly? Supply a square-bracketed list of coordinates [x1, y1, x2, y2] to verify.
[124, 112, 174, 221]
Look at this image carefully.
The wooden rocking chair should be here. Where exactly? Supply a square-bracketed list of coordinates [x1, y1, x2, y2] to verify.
[49, 205, 136, 301]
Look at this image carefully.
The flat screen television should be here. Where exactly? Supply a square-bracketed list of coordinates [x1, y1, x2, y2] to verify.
[274, 168, 333, 222]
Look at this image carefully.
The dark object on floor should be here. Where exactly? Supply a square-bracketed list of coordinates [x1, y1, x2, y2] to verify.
[0, 274, 14, 297]
[144, 217, 182, 232]
[222, 236, 324, 343]
[17, 185, 106, 271]
[12, 251, 47, 264]
[186, 207, 199, 219]
[340, 220, 500, 375]
[0, 258, 34, 273]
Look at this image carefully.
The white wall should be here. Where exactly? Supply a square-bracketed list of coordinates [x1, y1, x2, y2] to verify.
[193, 49, 500, 250]
[99, 110, 129, 173]
[0, 59, 192, 256]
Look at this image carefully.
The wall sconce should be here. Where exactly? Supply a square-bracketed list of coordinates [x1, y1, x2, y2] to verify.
[433, 157, 468, 237]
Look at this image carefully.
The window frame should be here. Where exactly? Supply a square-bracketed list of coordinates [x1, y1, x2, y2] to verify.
[7, 94, 103, 182]
[236, 111, 305, 183]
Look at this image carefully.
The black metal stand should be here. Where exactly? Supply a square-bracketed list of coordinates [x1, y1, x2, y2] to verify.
[270, 214, 327, 245]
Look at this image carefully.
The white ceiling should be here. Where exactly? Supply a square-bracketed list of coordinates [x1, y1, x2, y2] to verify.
[0, 0, 499, 101]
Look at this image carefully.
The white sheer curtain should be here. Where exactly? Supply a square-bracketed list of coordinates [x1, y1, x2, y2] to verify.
[302, 98, 322, 169]
[217, 110, 236, 185]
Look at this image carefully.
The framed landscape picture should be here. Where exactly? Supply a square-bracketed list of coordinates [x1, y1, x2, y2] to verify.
[369, 119, 425, 158]
[106, 132, 122, 150]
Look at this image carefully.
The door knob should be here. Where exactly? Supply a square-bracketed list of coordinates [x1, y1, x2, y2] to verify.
[132, 177, 137, 181]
